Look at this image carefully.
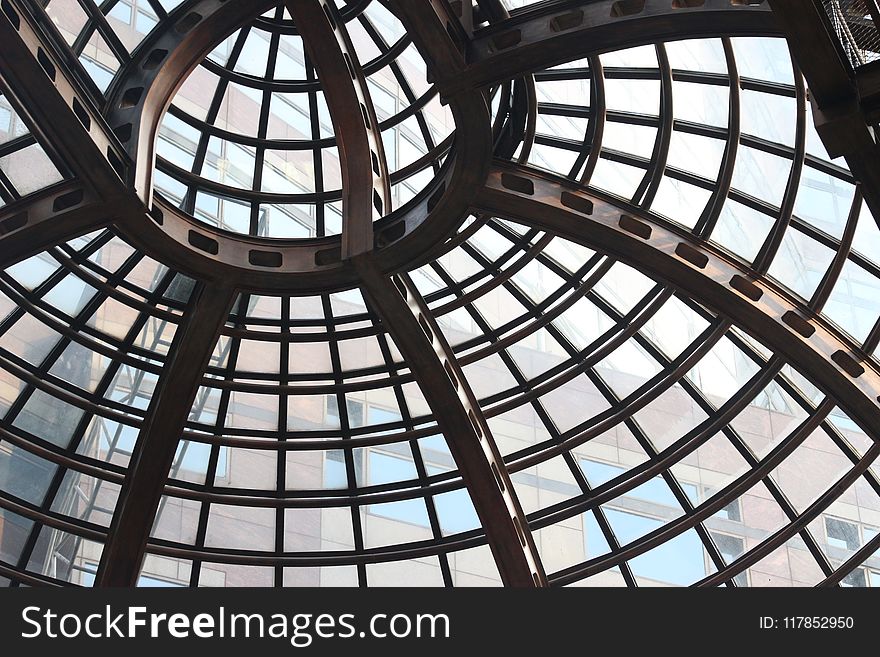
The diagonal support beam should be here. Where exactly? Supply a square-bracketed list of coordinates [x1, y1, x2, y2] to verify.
[391, 0, 471, 91]
[354, 255, 546, 587]
[475, 161, 880, 442]
[0, 182, 126, 267]
[0, 0, 137, 264]
[441, 0, 780, 94]
[95, 283, 235, 586]
[285, 0, 390, 258]
[0, 0, 129, 193]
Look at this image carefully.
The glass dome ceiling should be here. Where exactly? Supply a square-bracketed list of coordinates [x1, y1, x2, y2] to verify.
[0, 0, 879, 588]
[153, 2, 454, 239]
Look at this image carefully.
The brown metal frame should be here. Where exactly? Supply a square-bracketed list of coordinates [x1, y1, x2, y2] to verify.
[96, 282, 235, 586]
[355, 259, 546, 587]
[0, 0, 878, 587]
[284, 0, 389, 258]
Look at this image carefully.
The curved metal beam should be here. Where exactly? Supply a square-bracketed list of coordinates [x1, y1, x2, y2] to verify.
[354, 256, 547, 587]
[361, 2, 546, 585]
[0, 182, 122, 268]
[474, 160, 880, 444]
[390, 0, 471, 91]
[100, 0, 491, 292]
[0, 0, 129, 190]
[96, 282, 235, 586]
[284, 0, 390, 258]
[0, 0, 135, 264]
[441, 0, 781, 94]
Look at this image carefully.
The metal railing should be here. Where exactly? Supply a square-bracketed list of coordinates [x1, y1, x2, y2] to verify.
[822, 0, 880, 67]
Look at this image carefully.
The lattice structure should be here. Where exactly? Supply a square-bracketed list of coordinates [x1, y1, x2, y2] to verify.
[0, 0, 879, 589]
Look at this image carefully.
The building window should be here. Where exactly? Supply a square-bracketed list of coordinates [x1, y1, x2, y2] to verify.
[710, 531, 748, 586]
[825, 516, 861, 552]
[81, 563, 184, 587]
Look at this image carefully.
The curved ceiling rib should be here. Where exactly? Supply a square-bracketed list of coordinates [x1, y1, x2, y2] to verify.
[95, 282, 235, 586]
[355, 258, 547, 587]
[474, 160, 880, 443]
[445, 0, 782, 94]
[0, 183, 120, 269]
[283, 0, 389, 258]
[305, 0, 546, 585]
[0, 0, 135, 266]
[0, 0, 878, 588]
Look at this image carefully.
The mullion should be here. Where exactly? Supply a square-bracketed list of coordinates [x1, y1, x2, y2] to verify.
[93, 0, 135, 63]
[165, 103, 334, 151]
[539, 356, 784, 578]
[250, 25, 281, 237]
[27, 263, 176, 496]
[158, 158, 340, 205]
[577, 55, 604, 183]
[0, 169, 19, 203]
[606, 110, 658, 128]
[321, 295, 366, 585]
[633, 43, 672, 208]
[451, 235, 554, 312]
[275, 296, 291, 587]
[1, 251, 148, 428]
[585, 358, 732, 585]
[1, 244, 184, 363]
[534, 67, 591, 82]
[145, 0, 168, 21]
[431, 248, 673, 464]
[49, 248, 185, 319]
[199, 59, 321, 94]
[809, 187, 861, 312]
[0, 133, 38, 159]
[357, 16, 437, 169]
[188, 294, 245, 587]
[624, 325, 836, 582]
[562, 451, 639, 587]
[42, 266, 181, 585]
[71, 0, 129, 67]
[487, 218, 595, 281]
[713, 417, 838, 585]
[529, 363, 799, 586]
[0, 275, 172, 377]
[457, 244, 674, 410]
[537, 102, 591, 119]
[57, 227, 116, 262]
[306, 54, 325, 237]
[575, 319, 732, 585]
[275, 294, 290, 586]
[70, 0, 104, 57]
[450, 256, 608, 357]
[182, 26, 251, 215]
[532, 133, 584, 153]
[422, 224, 540, 305]
[695, 37, 740, 238]
[438, 227, 541, 293]
[753, 60, 808, 273]
[477, 285, 670, 415]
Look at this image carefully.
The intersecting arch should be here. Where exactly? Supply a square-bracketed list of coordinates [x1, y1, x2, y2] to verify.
[0, 0, 879, 589]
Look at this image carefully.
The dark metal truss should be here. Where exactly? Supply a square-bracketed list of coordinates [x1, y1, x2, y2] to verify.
[0, 0, 877, 587]
[767, 0, 880, 230]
